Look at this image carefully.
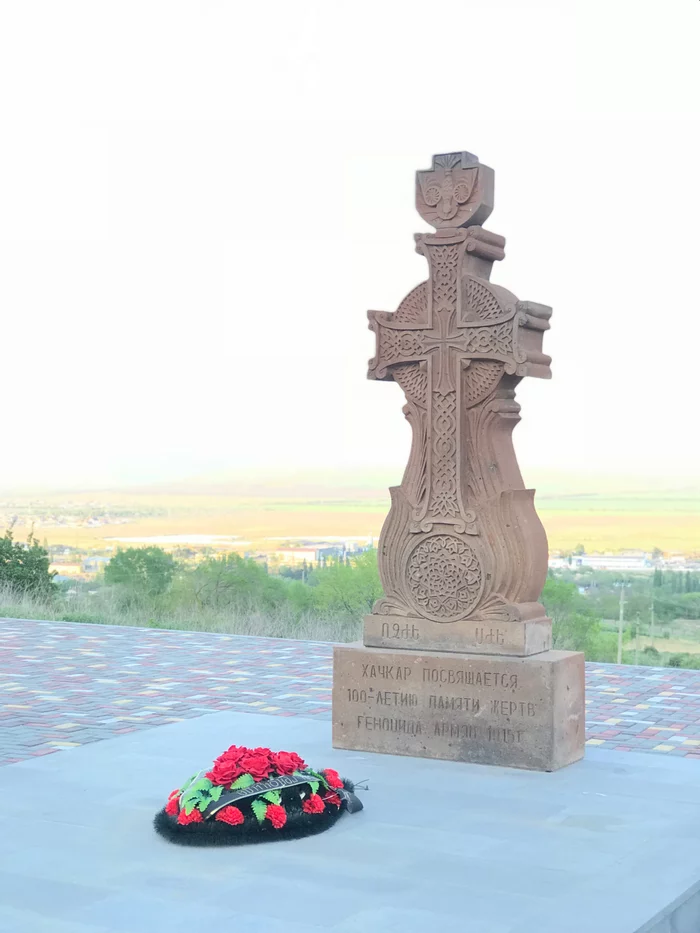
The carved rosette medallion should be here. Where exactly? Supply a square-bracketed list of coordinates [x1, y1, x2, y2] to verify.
[367, 151, 553, 626]
[405, 533, 483, 622]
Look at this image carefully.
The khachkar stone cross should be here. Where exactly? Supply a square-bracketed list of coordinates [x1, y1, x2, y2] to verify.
[367, 151, 552, 642]
[332, 152, 584, 772]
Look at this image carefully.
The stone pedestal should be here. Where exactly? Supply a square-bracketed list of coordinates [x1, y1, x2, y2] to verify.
[333, 644, 585, 772]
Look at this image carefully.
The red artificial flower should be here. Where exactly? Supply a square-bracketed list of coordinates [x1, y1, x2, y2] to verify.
[206, 745, 248, 785]
[302, 793, 325, 814]
[265, 803, 287, 829]
[323, 769, 343, 790]
[177, 808, 203, 825]
[215, 806, 245, 826]
[323, 790, 342, 808]
[272, 750, 307, 775]
[165, 796, 180, 816]
[239, 752, 273, 782]
[168, 789, 180, 800]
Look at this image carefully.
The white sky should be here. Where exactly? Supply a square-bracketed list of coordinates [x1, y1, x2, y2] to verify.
[1, 0, 699, 491]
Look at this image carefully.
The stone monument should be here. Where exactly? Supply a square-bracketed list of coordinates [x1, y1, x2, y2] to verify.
[333, 151, 584, 771]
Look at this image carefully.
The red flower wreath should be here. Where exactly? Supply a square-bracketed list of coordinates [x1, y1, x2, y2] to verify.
[158, 743, 361, 845]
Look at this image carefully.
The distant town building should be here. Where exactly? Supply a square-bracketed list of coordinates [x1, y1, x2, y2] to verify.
[572, 554, 651, 571]
[274, 548, 323, 565]
[49, 563, 84, 578]
[82, 556, 111, 573]
[273, 543, 364, 566]
[547, 557, 570, 570]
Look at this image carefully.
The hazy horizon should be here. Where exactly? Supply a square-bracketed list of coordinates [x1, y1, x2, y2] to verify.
[2, 466, 700, 500]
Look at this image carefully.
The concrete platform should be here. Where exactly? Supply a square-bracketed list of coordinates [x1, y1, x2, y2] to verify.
[0, 710, 698, 933]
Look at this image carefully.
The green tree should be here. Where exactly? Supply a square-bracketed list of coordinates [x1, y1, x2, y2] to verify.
[309, 549, 383, 616]
[104, 547, 176, 597]
[0, 527, 56, 595]
[542, 577, 603, 656]
[182, 553, 286, 610]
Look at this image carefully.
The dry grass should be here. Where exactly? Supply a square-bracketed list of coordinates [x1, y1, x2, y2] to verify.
[0, 584, 362, 643]
[636, 635, 700, 656]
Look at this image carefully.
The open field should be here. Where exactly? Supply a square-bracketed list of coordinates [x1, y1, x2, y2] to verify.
[636, 636, 700, 656]
[3, 475, 700, 554]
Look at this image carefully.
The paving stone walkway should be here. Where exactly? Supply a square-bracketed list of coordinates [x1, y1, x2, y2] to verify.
[1, 618, 700, 767]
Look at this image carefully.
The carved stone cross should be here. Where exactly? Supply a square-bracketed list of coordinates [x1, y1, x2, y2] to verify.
[367, 151, 553, 632]
[333, 151, 585, 774]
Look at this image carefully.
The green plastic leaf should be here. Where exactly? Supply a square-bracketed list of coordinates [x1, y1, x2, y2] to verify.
[179, 772, 200, 793]
[306, 769, 329, 790]
[262, 790, 282, 805]
[184, 798, 198, 816]
[182, 783, 217, 811]
[308, 781, 319, 796]
[190, 778, 213, 793]
[251, 799, 268, 824]
[209, 784, 224, 802]
[231, 773, 255, 790]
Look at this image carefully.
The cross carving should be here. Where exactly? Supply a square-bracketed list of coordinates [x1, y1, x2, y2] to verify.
[368, 225, 551, 535]
[420, 309, 469, 395]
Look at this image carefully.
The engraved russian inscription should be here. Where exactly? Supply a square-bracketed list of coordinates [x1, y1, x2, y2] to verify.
[428, 695, 481, 713]
[421, 666, 518, 690]
[356, 716, 424, 735]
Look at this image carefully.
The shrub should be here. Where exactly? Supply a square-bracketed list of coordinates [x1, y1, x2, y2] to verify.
[308, 550, 383, 616]
[176, 553, 287, 612]
[104, 547, 176, 598]
[0, 527, 56, 596]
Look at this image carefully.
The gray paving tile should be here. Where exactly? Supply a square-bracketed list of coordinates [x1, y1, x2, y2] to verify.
[0, 871, 111, 921]
[0, 708, 698, 932]
[0, 905, 108, 933]
[70, 892, 233, 932]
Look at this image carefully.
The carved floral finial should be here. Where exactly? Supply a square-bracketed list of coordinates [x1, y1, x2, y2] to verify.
[416, 151, 494, 229]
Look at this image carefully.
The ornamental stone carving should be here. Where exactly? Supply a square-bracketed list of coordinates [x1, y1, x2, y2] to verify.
[368, 151, 553, 632]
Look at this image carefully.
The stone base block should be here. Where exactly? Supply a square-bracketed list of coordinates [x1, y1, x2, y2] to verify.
[332, 644, 584, 772]
[364, 613, 552, 656]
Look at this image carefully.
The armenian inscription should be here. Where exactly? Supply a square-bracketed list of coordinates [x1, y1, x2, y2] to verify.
[365, 613, 552, 657]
